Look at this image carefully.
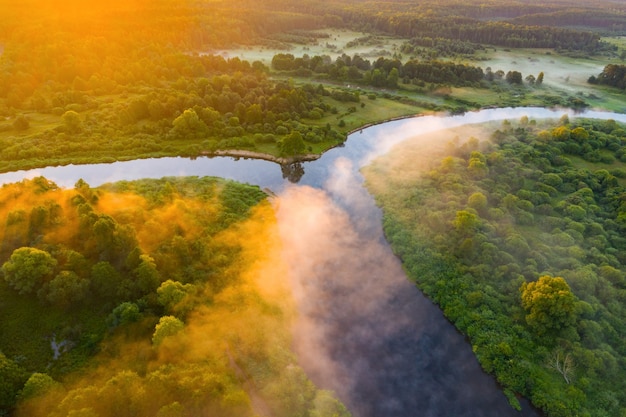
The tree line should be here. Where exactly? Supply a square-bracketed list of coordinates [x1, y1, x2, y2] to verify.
[272, 52, 486, 88]
[339, 10, 603, 51]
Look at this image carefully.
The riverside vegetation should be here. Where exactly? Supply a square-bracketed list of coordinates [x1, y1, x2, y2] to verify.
[2, 0, 626, 172]
[0, 176, 350, 417]
[2, 0, 626, 416]
[364, 116, 626, 417]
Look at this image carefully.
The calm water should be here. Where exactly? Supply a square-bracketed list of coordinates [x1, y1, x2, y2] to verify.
[3, 107, 624, 416]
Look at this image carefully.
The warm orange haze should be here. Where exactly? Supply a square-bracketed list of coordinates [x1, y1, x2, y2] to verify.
[2, 0, 626, 416]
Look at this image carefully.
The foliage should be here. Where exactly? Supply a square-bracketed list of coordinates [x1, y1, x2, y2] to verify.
[0, 353, 27, 410]
[19, 374, 58, 401]
[520, 276, 578, 335]
[0, 177, 349, 416]
[2, 247, 57, 295]
[591, 64, 626, 89]
[152, 316, 184, 346]
[339, 2, 607, 51]
[272, 53, 485, 88]
[365, 117, 626, 417]
[0, 0, 622, 173]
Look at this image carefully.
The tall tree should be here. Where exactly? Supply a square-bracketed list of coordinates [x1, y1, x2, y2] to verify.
[2, 247, 57, 295]
[536, 71, 544, 85]
[520, 276, 578, 335]
[505, 70, 523, 85]
[279, 131, 305, 156]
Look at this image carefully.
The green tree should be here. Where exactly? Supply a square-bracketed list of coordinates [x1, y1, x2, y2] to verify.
[468, 151, 489, 178]
[467, 192, 488, 213]
[157, 280, 196, 313]
[536, 71, 544, 85]
[44, 270, 91, 309]
[91, 261, 129, 301]
[505, 71, 523, 85]
[171, 109, 208, 139]
[62, 110, 82, 133]
[157, 402, 185, 417]
[279, 131, 305, 156]
[310, 390, 351, 417]
[152, 316, 184, 346]
[107, 302, 141, 328]
[20, 373, 59, 400]
[570, 127, 589, 142]
[387, 67, 399, 87]
[370, 69, 385, 87]
[0, 352, 27, 409]
[133, 254, 161, 295]
[520, 276, 578, 335]
[245, 103, 263, 124]
[453, 210, 479, 236]
[2, 247, 57, 295]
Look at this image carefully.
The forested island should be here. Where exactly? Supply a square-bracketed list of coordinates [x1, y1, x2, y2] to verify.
[2, 0, 626, 416]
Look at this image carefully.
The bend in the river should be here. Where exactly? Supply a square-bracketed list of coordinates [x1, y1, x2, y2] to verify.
[2, 107, 625, 416]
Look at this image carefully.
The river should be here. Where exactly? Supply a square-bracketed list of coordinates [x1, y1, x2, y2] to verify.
[2, 107, 625, 416]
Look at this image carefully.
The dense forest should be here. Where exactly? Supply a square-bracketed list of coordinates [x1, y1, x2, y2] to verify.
[364, 117, 626, 417]
[0, 176, 350, 416]
[2, 0, 626, 416]
[1, 0, 625, 172]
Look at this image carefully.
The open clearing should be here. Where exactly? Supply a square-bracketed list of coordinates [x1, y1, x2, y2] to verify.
[205, 29, 406, 65]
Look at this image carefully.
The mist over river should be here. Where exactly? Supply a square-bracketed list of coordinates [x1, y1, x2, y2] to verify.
[3, 108, 626, 416]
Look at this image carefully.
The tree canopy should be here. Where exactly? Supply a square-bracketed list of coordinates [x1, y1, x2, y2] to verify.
[2, 247, 57, 295]
[520, 276, 578, 335]
[364, 117, 626, 416]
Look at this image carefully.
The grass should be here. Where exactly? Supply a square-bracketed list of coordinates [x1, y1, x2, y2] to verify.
[209, 28, 406, 66]
[323, 95, 429, 132]
[568, 153, 626, 186]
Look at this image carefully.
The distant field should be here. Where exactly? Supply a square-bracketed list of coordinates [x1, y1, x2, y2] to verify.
[467, 46, 626, 112]
[207, 29, 406, 65]
[211, 31, 626, 115]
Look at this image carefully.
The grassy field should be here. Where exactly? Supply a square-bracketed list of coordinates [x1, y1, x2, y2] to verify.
[465, 46, 626, 111]
[208, 29, 407, 66]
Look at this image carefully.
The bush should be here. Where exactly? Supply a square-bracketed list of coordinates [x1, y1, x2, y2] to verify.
[12, 115, 29, 131]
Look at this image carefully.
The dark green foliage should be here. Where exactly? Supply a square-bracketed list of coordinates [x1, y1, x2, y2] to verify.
[106, 302, 141, 329]
[0, 352, 27, 410]
[340, 4, 603, 51]
[2, 247, 57, 295]
[279, 131, 306, 156]
[272, 52, 486, 88]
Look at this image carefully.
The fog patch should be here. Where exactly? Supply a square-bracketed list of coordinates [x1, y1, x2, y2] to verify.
[274, 181, 533, 416]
